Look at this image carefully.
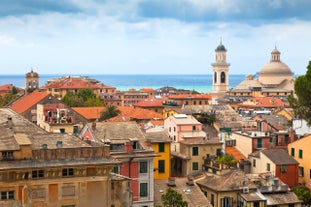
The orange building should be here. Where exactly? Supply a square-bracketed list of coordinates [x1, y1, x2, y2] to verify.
[168, 94, 212, 106]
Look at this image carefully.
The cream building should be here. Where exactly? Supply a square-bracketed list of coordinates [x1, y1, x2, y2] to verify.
[227, 47, 295, 97]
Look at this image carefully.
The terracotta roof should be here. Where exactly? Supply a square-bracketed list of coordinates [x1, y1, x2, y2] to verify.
[226, 146, 246, 162]
[0, 84, 23, 96]
[10, 91, 49, 114]
[108, 106, 162, 122]
[134, 98, 163, 108]
[169, 94, 212, 99]
[239, 97, 289, 108]
[41, 76, 109, 90]
[140, 88, 154, 93]
[72, 107, 105, 120]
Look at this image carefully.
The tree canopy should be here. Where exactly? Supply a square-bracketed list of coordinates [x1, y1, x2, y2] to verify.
[292, 185, 311, 205]
[159, 187, 188, 207]
[99, 105, 120, 121]
[61, 88, 104, 107]
[289, 61, 311, 125]
[0, 88, 20, 107]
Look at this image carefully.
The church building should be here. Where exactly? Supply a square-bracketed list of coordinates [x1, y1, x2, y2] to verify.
[227, 47, 295, 98]
[211, 41, 230, 99]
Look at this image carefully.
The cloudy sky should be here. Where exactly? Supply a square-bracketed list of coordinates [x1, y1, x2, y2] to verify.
[0, 0, 310, 75]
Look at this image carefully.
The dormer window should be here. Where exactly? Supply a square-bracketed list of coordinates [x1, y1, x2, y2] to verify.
[2, 151, 13, 160]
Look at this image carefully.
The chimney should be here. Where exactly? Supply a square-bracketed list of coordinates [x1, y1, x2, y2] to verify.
[124, 142, 133, 153]
[7, 116, 13, 129]
[92, 122, 96, 130]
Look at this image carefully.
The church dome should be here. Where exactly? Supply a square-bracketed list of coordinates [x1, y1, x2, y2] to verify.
[259, 61, 292, 75]
[258, 47, 293, 85]
[215, 42, 226, 51]
[26, 70, 39, 78]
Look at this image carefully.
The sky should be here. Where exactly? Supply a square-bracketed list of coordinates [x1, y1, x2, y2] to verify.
[0, 0, 310, 75]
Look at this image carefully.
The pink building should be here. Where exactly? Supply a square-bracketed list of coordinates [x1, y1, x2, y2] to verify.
[164, 114, 203, 143]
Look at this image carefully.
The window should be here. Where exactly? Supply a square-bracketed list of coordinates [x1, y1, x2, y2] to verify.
[299, 149, 303, 158]
[253, 159, 256, 167]
[32, 170, 44, 179]
[257, 138, 262, 148]
[192, 162, 199, 170]
[174, 127, 176, 132]
[2, 151, 13, 160]
[254, 201, 260, 207]
[140, 161, 148, 173]
[281, 165, 287, 173]
[169, 127, 171, 132]
[221, 72, 226, 83]
[299, 167, 304, 177]
[158, 160, 165, 173]
[220, 197, 233, 207]
[291, 148, 295, 157]
[62, 168, 74, 177]
[267, 163, 270, 171]
[1, 191, 14, 200]
[285, 134, 289, 143]
[192, 147, 199, 156]
[173, 135, 176, 141]
[112, 166, 119, 174]
[194, 101, 196, 105]
[192, 126, 196, 131]
[140, 183, 148, 197]
[62, 205, 75, 207]
[159, 143, 165, 153]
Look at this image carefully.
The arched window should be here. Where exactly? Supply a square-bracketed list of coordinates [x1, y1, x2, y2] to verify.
[221, 72, 226, 83]
[214, 72, 217, 83]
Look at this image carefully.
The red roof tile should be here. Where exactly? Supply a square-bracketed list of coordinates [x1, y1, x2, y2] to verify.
[10, 91, 49, 114]
[239, 97, 289, 108]
[134, 98, 163, 108]
[107, 106, 162, 122]
[72, 107, 105, 120]
[140, 88, 154, 93]
[169, 94, 212, 99]
[226, 146, 246, 162]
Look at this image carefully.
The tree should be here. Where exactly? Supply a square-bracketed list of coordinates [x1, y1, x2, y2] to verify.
[62, 88, 104, 107]
[292, 185, 311, 205]
[99, 105, 120, 121]
[288, 61, 311, 125]
[160, 188, 188, 207]
[216, 153, 237, 167]
[191, 89, 200, 94]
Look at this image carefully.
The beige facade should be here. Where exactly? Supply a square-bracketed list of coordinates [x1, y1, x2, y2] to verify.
[0, 108, 129, 207]
[227, 47, 294, 98]
[212, 41, 230, 94]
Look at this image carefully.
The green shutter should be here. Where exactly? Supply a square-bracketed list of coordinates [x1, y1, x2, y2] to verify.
[159, 143, 165, 152]
[158, 160, 165, 173]
[299, 149, 303, 158]
[140, 183, 148, 197]
[192, 147, 199, 156]
[192, 162, 199, 170]
[140, 161, 148, 173]
[291, 148, 295, 157]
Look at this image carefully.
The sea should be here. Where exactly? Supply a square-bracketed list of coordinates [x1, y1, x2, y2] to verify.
[0, 74, 246, 94]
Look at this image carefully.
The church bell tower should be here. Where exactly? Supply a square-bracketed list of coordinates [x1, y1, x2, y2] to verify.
[212, 40, 230, 94]
[25, 69, 39, 94]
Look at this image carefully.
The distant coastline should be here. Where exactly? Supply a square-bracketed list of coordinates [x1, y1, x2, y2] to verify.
[0, 74, 246, 93]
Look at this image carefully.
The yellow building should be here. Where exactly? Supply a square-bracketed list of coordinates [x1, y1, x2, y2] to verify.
[145, 130, 171, 179]
[0, 108, 131, 207]
[288, 135, 311, 188]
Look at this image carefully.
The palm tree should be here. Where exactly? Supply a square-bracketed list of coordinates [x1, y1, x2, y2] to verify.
[99, 105, 120, 121]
